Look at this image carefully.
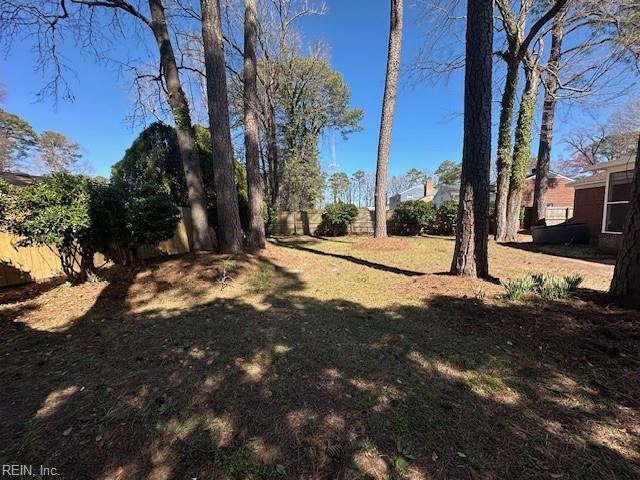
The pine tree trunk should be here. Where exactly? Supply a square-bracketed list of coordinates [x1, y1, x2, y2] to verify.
[244, 0, 266, 251]
[148, 0, 213, 251]
[200, 0, 244, 254]
[609, 135, 640, 309]
[494, 58, 519, 242]
[505, 56, 540, 242]
[374, 0, 403, 238]
[450, 0, 493, 278]
[533, 10, 564, 225]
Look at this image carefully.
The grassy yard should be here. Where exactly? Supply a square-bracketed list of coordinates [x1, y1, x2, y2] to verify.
[1, 236, 639, 479]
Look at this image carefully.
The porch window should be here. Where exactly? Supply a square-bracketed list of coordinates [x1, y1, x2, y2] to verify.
[604, 171, 633, 233]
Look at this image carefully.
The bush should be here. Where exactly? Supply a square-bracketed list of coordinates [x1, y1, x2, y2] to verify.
[93, 181, 180, 264]
[263, 203, 278, 230]
[0, 173, 98, 283]
[392, 200, 436, 235]
[320, 202, 359, 236]
[0, 174, 181, 282]
[432, 201, 459, 235]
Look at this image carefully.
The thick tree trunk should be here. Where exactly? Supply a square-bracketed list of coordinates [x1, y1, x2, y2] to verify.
[244, 0, 266, 250]
[533, 10, 564, 225]
[450, 0, 493, 278]
[148, 0, 213, 251]
[494, 58, 520, 242]
[200, 0, 244, 254]
[505, 56, 540, 242]
[609, 135, 640, 308]
[374, 0, 403, 238]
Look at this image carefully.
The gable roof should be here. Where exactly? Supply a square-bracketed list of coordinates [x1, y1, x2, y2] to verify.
[0, 171, 45, 187]
[525, 170, 574, 182]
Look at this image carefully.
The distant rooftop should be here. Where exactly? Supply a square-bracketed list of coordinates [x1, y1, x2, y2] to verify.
[0, 171, 44, 186]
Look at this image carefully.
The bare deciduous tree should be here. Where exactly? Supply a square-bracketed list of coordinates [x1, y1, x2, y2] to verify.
[1, 0, 215, 250]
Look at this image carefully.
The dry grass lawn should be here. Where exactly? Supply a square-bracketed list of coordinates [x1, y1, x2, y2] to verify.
[1, 235, 638, 479]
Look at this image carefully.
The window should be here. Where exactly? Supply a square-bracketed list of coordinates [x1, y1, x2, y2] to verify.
[604, 171, 633, 233]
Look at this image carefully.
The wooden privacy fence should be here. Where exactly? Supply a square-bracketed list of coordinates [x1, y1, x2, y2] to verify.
[267, 208, 394, 236]
[545, 206, 574, 226]
[0, 207, 198, 288]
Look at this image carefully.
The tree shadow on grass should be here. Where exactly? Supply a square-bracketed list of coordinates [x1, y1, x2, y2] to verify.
[500, 241, 617, 267]
[1, 255, 639, 479]
[273, 238, 425, 277]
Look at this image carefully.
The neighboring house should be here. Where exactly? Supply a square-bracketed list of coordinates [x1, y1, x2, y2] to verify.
[521, 170, 575, 228]
[0, 171, 44, 186]
[569, 159, 635, 253]
[389, 179, 434, 209]
[432, 182, 497, 209]
[433, 182, 460, 208]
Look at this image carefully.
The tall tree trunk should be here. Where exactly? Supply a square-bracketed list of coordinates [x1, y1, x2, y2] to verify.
[610, 135, 640, 309]
[148, 0, 213, 251]
[450, 0, 493, 278]
[266, 102, 279, 206]
[374, 0, 403, 238]
[533, 9, 564, 225]
[505, 55, 540, 242]
[244, 0, 266, 250]
[494, 58, 519, 242]
[200, 0, 244, 254]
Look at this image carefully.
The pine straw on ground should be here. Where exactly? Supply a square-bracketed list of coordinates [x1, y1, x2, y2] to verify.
[1, 236, 638, 480]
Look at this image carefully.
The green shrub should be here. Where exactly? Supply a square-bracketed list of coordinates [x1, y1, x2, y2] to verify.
[432, 201, 459, 235]
[392, 200, 436, 235]
[319, 202, 358, 236]
[0, 173, 98, 283]
[263, 203, 278, 230]
[94, 181, 180, 264]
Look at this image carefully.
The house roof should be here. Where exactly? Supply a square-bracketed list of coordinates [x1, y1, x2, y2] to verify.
[0, 171, 45, 186]
[436, 182, 460, 192]
[567, 172, 606, 189]
[525, 170, 574, 182]
[584, 158, 636, 172]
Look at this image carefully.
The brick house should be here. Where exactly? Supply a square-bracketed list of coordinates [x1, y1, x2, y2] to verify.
[569, 159, 635, 253]
[521, 170, 575, 228]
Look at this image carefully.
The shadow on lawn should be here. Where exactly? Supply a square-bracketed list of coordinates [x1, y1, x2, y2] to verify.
[1, 255, 639, 480]
[274, 238, 425, 277]
[501, 241, 617, 267]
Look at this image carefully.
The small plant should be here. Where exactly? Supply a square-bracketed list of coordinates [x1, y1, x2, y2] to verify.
[247, 263, 275, 293]
[563, 274, 584, 292]
[503, 273, 584, 302]
[217, 259, 236, 290]
[501, 275, 535, 301]
[474, 286, 486, 303]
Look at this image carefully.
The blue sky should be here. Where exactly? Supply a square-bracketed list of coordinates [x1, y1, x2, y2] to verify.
[0, 0, 615, 179]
